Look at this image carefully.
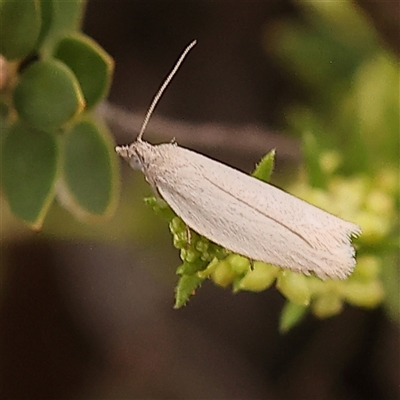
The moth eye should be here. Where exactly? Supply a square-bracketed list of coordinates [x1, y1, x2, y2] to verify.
[129, 154, 144, 171]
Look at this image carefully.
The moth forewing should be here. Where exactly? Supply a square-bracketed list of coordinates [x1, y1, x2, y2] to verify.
[143, 143, 360, 280]
[115, 41, 361, 281]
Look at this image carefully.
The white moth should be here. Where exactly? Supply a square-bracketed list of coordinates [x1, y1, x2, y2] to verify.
[116, 41, 361, 280]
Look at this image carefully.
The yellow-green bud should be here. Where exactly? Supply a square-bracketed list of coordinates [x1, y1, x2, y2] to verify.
[238, 261, 278, 292]
[180, 247, 200, 263]
[312, 293, 343, 318]
[342, 281, 384, 308]
[173, 229, 190, 249]
[227, 254, 251, 274]
[195, 238, 209, 253]
[211, 260, 236, 288]
[277, 271, 311, 306]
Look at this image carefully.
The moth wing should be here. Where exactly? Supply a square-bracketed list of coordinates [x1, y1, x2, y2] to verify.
[152, 145, 358, 279]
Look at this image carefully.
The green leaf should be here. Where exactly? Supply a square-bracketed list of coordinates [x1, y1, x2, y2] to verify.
[36, 0, 54, 47]
[252, 149, 275, 182]
[176, 260, 207, 275]
[40, 0, 86, 54]
[1, 120, 59, 228]
[58, 117, 119, 221]
[174, 273, 204, 309]
[54, 33, 114, 108]
[279, 301, 308, 333]
[0, 0, 41, 60]
[13, 59, 85, 131]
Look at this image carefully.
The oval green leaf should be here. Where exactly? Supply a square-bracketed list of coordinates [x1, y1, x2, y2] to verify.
[54, 33, 114, 108]
[58, 117, 119, 221]
[36, 0, 54, 47]
[13, 58, 85, 131]
[0, 0, 41, 60]
[1, 120, 59, 229]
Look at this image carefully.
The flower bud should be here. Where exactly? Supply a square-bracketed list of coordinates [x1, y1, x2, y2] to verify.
[169, 217, 186, 235]
[238, 262, 278, 292]
[227, 254, 250, 274]
[211, 260, 236, 288]
[180, 247, 200, 263]
[343, 280, 384, 308]
[312, 293, 343, 318]
[277, 271, 311, 306]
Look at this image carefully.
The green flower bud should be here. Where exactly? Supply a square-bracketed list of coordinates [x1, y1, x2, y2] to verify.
[342, 280, 384, 308]
[209, 244, 228, 260]
[238, 261, 278, 292]
[169, 217, 186, 235]
[211, 260, 236, 288]
[173, 230, 189, 249]
[195, 237, 210, 253]
[227, 254, 250, 274]
[277, 271, 311, 306]
[180, 247, 200, 263]
[200, 251, 213, 262]
[312, 293, 343, 318]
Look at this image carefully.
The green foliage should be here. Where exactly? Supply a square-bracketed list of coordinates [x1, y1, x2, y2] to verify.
[0, 0, 42, 60]
[58, 119, 119, 221]
[264, 0, 399, 328]
[1, 121, 59, 228]
[54, 34, 114, 108]
[13, 59, 85, 131]
[0, 0, 118, 228]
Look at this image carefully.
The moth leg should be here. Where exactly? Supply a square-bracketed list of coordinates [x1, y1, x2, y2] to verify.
[250, 260, 255, 271]
[185, 225, 192, 247]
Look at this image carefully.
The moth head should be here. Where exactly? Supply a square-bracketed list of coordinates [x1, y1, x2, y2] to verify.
[115, 143, 144, 171]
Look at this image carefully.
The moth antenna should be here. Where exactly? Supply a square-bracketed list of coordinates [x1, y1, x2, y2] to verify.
[137, 40, 197, 141]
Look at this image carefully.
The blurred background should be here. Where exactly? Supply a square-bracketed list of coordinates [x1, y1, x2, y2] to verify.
[1, 1, 399, 399]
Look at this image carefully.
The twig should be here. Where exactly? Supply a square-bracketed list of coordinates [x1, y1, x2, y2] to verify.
[98, 101, 301, 162]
